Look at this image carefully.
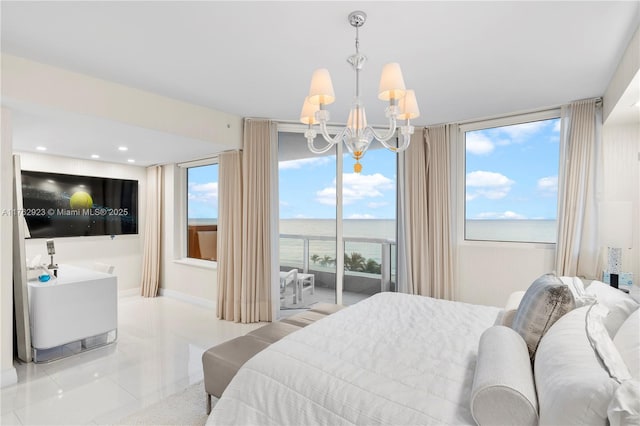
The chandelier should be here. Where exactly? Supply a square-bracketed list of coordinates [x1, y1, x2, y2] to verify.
[299, 10, 420, 173]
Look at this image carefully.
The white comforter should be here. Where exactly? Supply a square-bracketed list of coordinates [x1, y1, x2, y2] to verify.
[209, 292, 501, 426]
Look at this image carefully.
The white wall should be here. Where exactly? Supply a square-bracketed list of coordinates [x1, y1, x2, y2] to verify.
[601, 123, 640, 281]
[602, 23, 640, 286]
[2, 54, 241, 145]
[603, 27, 639, 122]
[1, 109, 17, 387]
[456, 243, 555, 307]
[18, 152, 146, 293]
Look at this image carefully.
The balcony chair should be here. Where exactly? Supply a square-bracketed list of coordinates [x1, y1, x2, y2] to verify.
[280, 269, 298, 306]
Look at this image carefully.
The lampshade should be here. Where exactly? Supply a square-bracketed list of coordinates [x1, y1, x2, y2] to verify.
[300, 97, 319, 125]
[397, 90, 420, 120]
[601, 201, 633, 248]
[378, 63, 406, 101]
[307, 68, 335, 106]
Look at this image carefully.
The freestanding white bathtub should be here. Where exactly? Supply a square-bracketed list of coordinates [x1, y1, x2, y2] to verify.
[27, 264, 117, 362]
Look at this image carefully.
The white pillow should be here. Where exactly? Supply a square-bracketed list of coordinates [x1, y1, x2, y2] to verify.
[613, 309, 640, 380]
[585, 280, 639, 336]
[630, 284, 640, 304]
[535, 306, 619, 425]
[608, 380, 640, 426]
[586, 303, 631, 382]
[471, 326, 538, 426]
[499, 290, 526, 327]
[560, 276, 596, 307]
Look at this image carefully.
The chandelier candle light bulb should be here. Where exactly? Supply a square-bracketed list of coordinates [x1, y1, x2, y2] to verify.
[300, 10, 420, 173]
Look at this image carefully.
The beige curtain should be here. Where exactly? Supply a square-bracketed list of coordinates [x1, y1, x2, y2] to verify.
[399, 128, 430, 295]
[425, 125, 455, 300]
[240, 119, 274, 322]
[556, 99, 601, 278]
[217, 150, 243, 321]
[399, 125, 455, 299]
[141, 165, 163, 297]
[217, 119, 275, 323]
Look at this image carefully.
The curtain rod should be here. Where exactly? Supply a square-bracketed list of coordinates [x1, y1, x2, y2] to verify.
[277, 97, 603, 132]
[450, 97, 602, 128]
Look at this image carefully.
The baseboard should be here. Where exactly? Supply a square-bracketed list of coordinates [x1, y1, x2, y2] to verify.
[158, 288, 216, 310]
[1, 366, 17, 388]
[118, 288, 139, 298]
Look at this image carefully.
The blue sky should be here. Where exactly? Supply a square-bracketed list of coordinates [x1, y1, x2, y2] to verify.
[187, 164, 218, 219]
[279, 147, 397, 220]
[188, 118, 560, 221]
[465, 118, 560, 220]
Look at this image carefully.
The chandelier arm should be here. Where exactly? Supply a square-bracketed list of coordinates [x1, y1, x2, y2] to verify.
[367, 115, 398, 143]
[307, 137, 337, 155]
[388, 133, 411, 152]
[319, 120, 349, 146]
[305, 128, 337, 154]
[376, 124, 414, 152]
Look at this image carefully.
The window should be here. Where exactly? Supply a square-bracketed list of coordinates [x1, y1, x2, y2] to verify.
[463, 112, 560, 243]
[186, 163, 218, 261]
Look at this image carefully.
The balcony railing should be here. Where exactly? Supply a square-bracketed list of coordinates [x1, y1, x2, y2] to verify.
[279, 233, 396, 293]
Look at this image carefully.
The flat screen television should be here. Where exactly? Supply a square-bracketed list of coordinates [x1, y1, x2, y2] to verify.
[21, 170, 138, 238]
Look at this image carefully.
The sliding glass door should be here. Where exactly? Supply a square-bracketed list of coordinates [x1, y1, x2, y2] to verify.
[278, 132, 337, 310]
[341, 146, 397, 305]
[278, 130, 397, 311]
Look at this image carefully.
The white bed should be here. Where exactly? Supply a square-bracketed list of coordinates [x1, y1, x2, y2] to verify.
[208, 292, 501, 425]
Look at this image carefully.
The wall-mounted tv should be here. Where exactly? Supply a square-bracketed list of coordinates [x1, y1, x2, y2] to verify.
[21, 170, 138, 238]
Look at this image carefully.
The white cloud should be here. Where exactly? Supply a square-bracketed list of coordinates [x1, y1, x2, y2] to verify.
[188, 181, 218, 203]
[466, 171, 514, 200]
[367, 201, 388, 209]
[348, 213, 376, 219]
[537, 176, 558, 196]
[466, 133, 495, 155]
[553, 120, 561, 132]
[475, 211, 526, 219]
[466, 171, 514, 187]
[279, 157, 330, 170]
[316, 173, 394, 206]
[501, 121, 551, 140]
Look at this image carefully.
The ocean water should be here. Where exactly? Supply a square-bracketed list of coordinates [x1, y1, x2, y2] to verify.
[465, 219, 556, 243]
[190, 218, 556, 267]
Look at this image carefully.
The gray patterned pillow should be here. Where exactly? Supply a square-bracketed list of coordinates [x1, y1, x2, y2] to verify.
[511, 274, 576, 359]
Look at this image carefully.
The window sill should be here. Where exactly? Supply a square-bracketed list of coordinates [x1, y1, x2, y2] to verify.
[173, 258, 218, 270]
[458, 239, 556, 250]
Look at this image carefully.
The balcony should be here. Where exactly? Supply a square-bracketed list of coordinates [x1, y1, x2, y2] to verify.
[280, 233, 396, 309]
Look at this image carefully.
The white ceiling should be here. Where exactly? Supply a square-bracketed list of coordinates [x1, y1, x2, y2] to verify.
[2, 1, 639, 166]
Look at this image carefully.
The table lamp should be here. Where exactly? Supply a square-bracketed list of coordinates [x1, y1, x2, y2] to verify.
[601, 202, 633, 288]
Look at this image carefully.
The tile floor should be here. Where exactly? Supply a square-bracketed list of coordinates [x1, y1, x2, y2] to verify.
[280, 286, 370, 310]
[1, 296, 262, 425]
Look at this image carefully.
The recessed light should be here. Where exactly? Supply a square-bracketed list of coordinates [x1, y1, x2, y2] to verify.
[47, 179, 55, 183]
[91, 154, 100, 159]
[36, 146, 47, 151]
[118, 146, 128, 151]
[127, 159, 135, 163]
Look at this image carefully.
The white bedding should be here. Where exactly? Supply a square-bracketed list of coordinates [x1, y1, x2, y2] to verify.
[208, 292, 501, 426]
